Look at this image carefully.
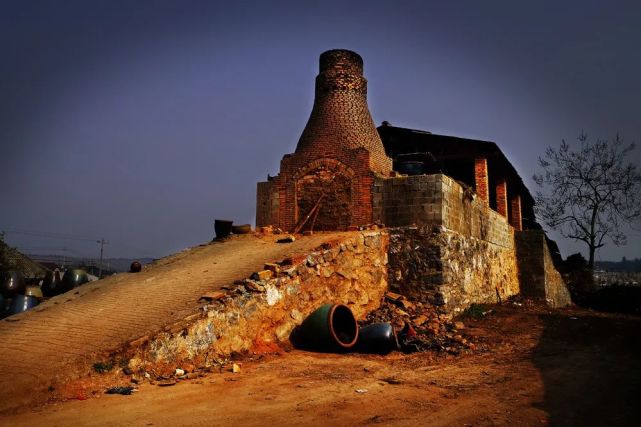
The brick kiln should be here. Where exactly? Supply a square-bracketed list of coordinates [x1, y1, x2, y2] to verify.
[256, 49, 572, 310]
[255, 49, 532, 234]
[256, 49, 392, 232]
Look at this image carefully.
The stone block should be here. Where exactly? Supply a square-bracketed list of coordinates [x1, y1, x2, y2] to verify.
[251, 270, 274, 281]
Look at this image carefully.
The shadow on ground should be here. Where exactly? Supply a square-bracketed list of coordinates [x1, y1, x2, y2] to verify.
[533, 311, 641, 426]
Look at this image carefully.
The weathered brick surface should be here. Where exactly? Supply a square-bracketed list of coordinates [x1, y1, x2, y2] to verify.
[296, 163, 352, 230]
[515, 230, 571, 307]
[295, 50, 392, 176]
[496, 179, 508, 218]
[256, 50, 392, 231]
[256, 181, 279, 227]
[510, 194, 523, 231]
[474, 158, 489, 206]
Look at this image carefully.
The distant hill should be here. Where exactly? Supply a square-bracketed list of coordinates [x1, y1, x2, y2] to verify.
[26, 253, 155, 273]
[0, 240, 48, 278]
[596, 258, 641, 273]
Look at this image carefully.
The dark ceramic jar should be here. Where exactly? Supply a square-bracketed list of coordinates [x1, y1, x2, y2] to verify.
[0, 271, 26, 298]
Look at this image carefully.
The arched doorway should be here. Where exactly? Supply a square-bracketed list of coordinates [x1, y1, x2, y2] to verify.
[295, 161, 353, 231]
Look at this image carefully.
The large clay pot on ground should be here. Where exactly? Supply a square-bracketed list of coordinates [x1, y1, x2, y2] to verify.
[130, 261, 142, 273]
[7, 295, 39, 316]
[291, 304, 359, 352]
[24, 286, 44, 300]
[356, 323, 399, 355]
[61, 269, 89, 292]
[0, 271, 26, 298]
[214, 220, 233, 239]
[0, 294, 7, 319]
[42, 270, 64, 297]
[231, 224, 252, 234]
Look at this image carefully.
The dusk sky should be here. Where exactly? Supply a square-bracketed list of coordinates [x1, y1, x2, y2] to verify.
[1, 0, 640, 261]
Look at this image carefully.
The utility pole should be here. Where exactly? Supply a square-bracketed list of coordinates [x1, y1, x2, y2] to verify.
[96, 238, 108, 278]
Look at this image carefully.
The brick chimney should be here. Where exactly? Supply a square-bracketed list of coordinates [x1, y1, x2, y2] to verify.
[256, 49, 392, 231]
[295, 49, 391, 175]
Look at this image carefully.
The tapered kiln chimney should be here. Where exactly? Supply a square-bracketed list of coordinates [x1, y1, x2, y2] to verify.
[295, 49, 391, 175]
[256, 49, 392, 232]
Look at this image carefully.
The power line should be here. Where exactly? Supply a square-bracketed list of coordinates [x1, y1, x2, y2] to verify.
[4, 227, 158, 258]
[1, 228, 97, 242]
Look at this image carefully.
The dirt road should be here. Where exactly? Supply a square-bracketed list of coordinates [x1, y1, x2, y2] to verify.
[3, 303, 639, 426]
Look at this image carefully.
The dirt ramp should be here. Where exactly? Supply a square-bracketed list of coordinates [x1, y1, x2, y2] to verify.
[0, 232, 381, 414]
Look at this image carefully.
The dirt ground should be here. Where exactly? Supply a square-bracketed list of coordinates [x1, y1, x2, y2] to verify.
[2, 303, 640, 426]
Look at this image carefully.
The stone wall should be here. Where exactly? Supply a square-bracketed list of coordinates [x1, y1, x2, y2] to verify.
[373, 174, 512, 248]
[127, 231, 389, 370]
[373, 174, 443, 227]
[515, 230, 571, 307]
[388, 226, 519, 313]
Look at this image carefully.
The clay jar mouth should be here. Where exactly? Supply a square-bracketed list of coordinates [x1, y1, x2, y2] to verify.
[328, 304, 358, 348]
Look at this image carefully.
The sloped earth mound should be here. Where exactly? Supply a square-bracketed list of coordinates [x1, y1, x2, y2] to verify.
[0, 232, 356, 414]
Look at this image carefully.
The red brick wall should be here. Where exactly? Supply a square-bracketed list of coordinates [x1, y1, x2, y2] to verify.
[276, 151, 376, 231]
[496, 179, 508, 217]
[474, 158, 489, 206]
[510, 195, 523, 231]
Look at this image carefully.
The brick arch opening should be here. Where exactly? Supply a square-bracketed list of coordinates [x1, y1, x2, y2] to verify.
[295, 159, 354, 231]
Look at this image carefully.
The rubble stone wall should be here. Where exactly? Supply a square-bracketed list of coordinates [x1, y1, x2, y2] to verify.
[388, 226, 519, 313]
[127, 231, 389, 369]
[515, 230, 571, 307]
[373, 174, 513, 248]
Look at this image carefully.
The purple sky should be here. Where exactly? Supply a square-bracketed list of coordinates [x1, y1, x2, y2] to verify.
[1, 0, 640, 261]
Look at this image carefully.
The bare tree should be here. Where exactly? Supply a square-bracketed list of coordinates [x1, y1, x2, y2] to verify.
[533, 133, 641, 270]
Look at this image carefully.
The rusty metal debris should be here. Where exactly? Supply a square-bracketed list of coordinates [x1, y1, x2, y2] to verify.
[105, 386, 135, 395]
